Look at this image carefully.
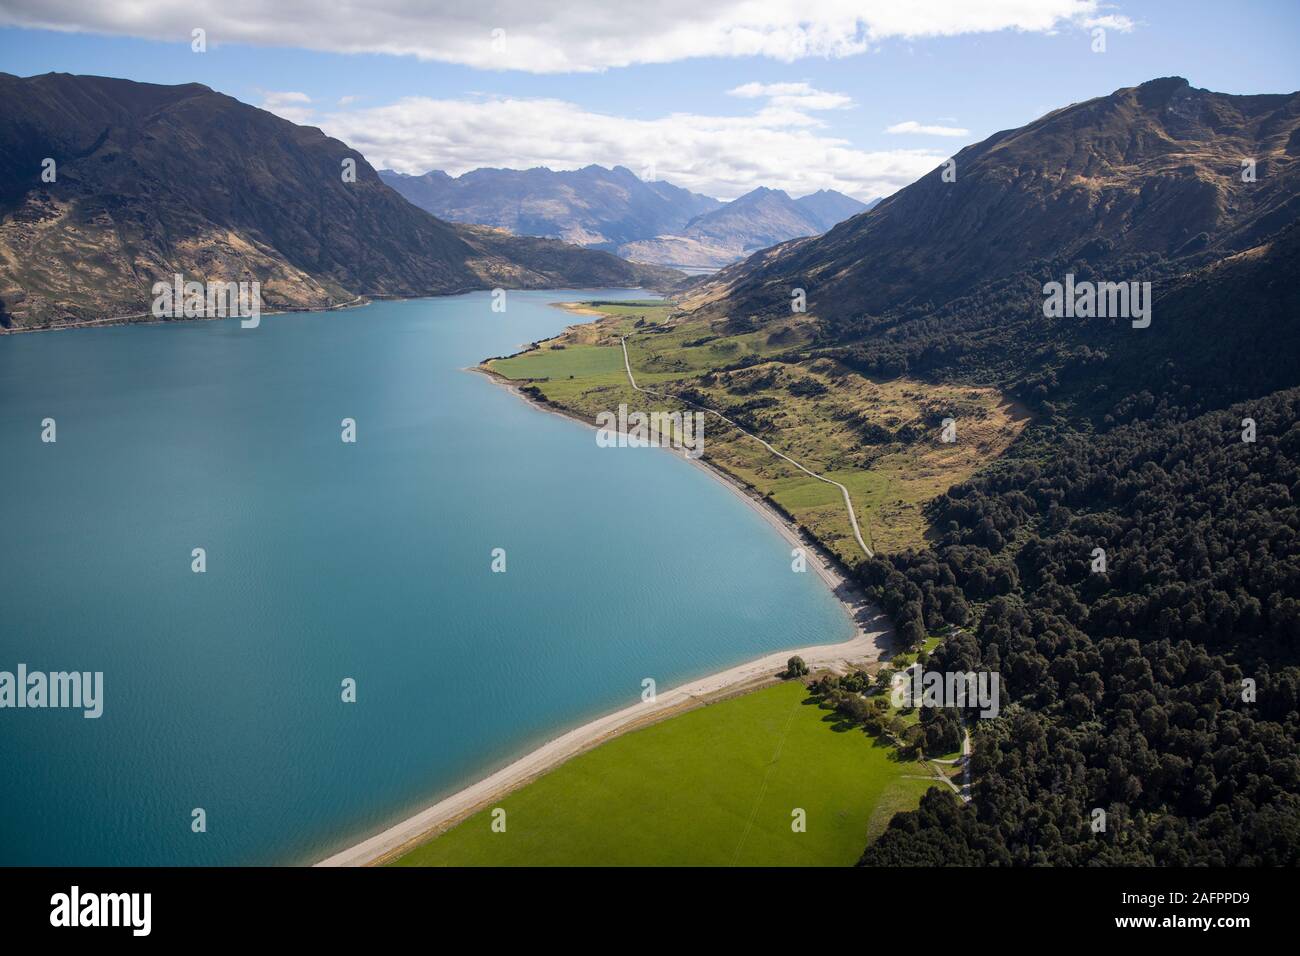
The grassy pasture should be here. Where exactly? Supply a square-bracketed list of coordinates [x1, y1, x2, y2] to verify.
[487, 302, 1029, 559]
[393, 680, 935, 866]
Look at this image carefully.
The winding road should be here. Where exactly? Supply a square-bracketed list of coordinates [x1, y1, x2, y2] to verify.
[619, 336, 873, 558]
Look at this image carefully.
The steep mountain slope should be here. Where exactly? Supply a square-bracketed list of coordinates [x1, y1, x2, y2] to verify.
[379, 165, 721, 247]
[816, 215, 1300, 421]
[687, 77, 1300, 322]
[618, 186, 870, 268]
[0, 73, 677, 330]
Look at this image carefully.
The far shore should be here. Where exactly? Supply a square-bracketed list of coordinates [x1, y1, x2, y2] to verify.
[0, 285, 671, 336]
[315, 321, 894, 868]
[0, 293, 375, 335]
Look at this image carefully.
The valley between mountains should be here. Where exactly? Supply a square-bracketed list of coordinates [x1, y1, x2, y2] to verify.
[2, 67, 1298, 867]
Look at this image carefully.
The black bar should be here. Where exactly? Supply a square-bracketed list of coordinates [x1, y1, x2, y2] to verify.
[0, 866, 1284, 942]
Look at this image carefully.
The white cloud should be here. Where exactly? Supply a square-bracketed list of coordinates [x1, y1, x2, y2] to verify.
[885, 120, 971, 137]
[0, 0, 1131, 73]
[727, 81, 853, 111]
[315, 89, 945, 201]
[259, 90, 314, 124]
[1079, 14, 1136, 30]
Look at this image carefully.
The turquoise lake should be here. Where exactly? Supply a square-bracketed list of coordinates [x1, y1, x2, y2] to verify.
[0, 290, 854, 865]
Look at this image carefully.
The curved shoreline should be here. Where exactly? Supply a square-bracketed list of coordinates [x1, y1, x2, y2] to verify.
[316, 364, 893, 868]
[316, 614, 892, 867]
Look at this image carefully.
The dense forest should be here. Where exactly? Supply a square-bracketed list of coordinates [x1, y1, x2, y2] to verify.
[857, 388, 1300, 864]
[838, 232, 1300, 865]
[673, 215, 1300, 864]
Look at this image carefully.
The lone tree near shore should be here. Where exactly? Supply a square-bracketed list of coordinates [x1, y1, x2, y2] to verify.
[783, 655, 809, 679]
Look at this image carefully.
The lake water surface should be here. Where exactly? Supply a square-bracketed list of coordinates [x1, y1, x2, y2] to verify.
[0, 291, 853, 865]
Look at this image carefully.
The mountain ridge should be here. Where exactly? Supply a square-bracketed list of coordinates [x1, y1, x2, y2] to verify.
[684, 76, 1300, 324]
[382, 165, 872, 269]
[617, 185, 874, 269]
[0, 73, 678, 330]
[380, 164, 723, 249]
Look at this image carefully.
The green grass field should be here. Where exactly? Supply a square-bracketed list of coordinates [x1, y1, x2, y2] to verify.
[490, 343, 625, 380]
[578, 300, 675, 326]
[393, 681, 936, 866]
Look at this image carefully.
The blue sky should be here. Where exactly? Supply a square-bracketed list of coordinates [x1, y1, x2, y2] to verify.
[1, 1, 1296, 199]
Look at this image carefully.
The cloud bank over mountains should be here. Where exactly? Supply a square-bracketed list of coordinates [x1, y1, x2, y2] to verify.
[0, 0, 1132, 73]
[2, 0, 1133, 200]
[270, 85, 950, 201]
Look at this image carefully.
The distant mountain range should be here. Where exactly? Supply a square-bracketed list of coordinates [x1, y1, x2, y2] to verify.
[380, 166, 874, 269]
[0, 74, 678, 331]
[617, 186, 876, 269]
[380, 164, 721, 248]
